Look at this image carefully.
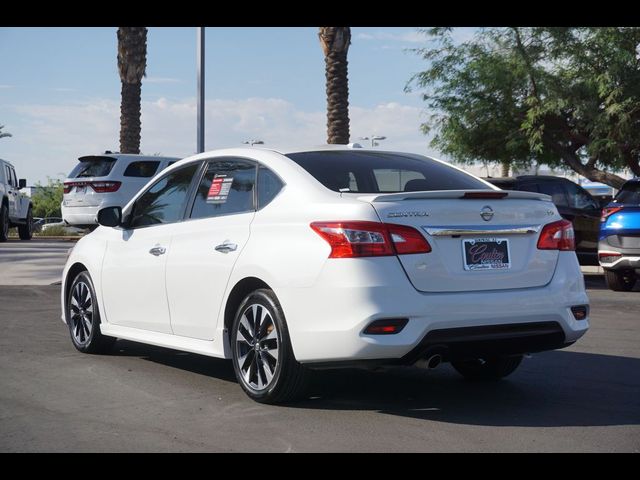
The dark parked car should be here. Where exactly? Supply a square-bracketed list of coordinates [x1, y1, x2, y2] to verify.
[485, 176, 601, 266]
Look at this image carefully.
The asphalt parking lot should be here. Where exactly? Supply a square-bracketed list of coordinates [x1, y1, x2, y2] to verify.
[0, 241, 639, 452]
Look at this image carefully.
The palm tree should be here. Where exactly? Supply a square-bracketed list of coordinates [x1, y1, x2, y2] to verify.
[117, 27, 147, 154]
[318, 27, 351, 144]
[0, 125, 12, 139]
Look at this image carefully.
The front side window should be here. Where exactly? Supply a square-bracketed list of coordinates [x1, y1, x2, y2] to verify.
[563, 181, 599, 210]
[123, 161, 160, 178]
[190, 159, 256, 220]
[130, 163, 199, 228]
[286, 151, 486, 193]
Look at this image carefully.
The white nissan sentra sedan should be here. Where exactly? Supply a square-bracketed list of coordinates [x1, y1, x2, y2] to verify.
[60, 145, 589, 403]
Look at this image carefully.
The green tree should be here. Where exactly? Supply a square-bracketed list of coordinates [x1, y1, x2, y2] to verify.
[319, 27, 352, 144]
[31, 178, 64, 218]
[117, 27, 147, 154]
[0, 125, 12, 139]
[408, 27, 640, 188]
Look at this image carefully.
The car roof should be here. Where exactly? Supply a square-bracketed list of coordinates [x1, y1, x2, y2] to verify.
[78, 153, 180, 162]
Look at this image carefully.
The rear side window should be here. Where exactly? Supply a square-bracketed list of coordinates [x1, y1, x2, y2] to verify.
[123, 161, 160, 178]
[257, 167, 284, 209]
[286, 151, 486, 193]
[615, 182, 640, 204]
[190, 158, 256, 219]
[517, 182, 540, 193]
[70, 156, 116, 178]
[537, 182, 569, 207]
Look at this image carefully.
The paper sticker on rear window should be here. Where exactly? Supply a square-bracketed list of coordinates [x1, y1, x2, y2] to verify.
[207, 175, 233, 204]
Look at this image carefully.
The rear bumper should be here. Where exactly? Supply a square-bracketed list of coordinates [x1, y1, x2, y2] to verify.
[276, 252, 589, 364]
[61, 204, 99, 226]
[598, 238, 640, 271]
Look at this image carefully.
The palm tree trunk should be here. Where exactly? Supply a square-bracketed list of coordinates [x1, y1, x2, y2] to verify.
[501, 160, 510, 177]
[325, 50, 350, 144]
[319, 27, 351, 145]
[119, 82, 142, 154]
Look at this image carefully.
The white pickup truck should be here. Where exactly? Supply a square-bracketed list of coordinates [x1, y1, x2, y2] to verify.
[0, 158, 33, 241]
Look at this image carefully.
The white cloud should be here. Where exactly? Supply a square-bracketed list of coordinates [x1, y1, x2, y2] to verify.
[0, 84, 13, 89]
[5, 96, 443, 184]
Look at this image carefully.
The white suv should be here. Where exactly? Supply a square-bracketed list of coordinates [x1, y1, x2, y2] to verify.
[0, 158, 33, 241]
[61, 153, 180, 228]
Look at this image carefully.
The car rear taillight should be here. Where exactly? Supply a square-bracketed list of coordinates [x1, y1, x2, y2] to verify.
[63, 181, 87, 194]
[537, 219, 575, 251]
[310, 221, 431, 258]
[90, 181, 121, 193]
[363, 318, 409, 335]
[601, 206, 623, 223]
[598, 251, 622, 263]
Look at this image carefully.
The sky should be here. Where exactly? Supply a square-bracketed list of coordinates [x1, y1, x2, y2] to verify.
[0, 27, 480, 184]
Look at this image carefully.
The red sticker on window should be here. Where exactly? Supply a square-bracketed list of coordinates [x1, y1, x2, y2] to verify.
[207, 175, 233, 204]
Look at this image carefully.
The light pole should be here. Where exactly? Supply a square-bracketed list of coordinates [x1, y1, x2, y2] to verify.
[359, 135, 387, 147]
[197, 27, 205, 154]
[242, 140, 264, 146]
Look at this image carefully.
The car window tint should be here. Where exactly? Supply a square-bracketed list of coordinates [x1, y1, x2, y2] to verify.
[190, 159, 256, 219]
[123, 161, 160, 178]
[286, 151, 486, 193]
[614, 182, 640, 204]
[563, 181, 598, 209]
[373, 169, 427, 192]
[130, 163, 198, 228]
[72, 157, 117, 178]
[537, 182, 569, 207]
[257, 166, 284, 209]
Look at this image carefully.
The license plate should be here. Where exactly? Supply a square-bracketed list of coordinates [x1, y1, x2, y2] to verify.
[76, 186, 86, 194]
[462, 238, 510, 271]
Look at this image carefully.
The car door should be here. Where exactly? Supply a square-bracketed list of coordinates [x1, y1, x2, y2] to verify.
[100, 162, 200, 333]
[165, 158, 258, 340]
[562, 180, 601, 259]
[5, 165, 18, 219]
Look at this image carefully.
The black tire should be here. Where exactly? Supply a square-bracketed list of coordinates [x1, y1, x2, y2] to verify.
[18, 206, 33, 240]
[66, 270, 116, 354]
[452, 355, 523, 381]
[0, 203, 8, 242]
[230, 288, 310, 404]
[604, 269, 637, 292]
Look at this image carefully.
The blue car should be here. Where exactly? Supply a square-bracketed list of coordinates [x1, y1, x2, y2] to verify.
[599, 178, 640, 291]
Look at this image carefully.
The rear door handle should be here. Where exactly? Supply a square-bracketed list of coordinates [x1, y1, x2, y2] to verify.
[149, 245, 166, 256]
[215, 241, 237, 253]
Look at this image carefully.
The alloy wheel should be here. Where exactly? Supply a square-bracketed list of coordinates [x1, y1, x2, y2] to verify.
[70, 281, 94, 345]
[235, 303, 280, 391]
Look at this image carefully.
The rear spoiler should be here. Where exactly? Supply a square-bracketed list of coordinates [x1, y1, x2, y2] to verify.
[357, 189, 552, 203]
[77, 155, 117, 162]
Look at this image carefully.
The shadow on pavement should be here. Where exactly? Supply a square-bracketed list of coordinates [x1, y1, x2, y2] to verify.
[108, 339, 640, 428]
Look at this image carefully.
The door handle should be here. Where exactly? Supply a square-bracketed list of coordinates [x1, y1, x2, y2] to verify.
[215, 241, 237, 253]
[149, 245, 166, 256]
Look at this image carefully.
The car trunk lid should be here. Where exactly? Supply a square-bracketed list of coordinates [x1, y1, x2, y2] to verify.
[359, 189, 561, 293]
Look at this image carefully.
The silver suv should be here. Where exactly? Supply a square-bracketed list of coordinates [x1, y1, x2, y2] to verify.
[0, 158, 33, 241]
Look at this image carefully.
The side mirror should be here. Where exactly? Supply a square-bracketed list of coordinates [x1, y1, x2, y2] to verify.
[18, 179, 27, 189]
[97, 206, 122, 227]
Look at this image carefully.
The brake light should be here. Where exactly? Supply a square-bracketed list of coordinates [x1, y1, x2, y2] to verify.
[310, 221, 431, 258]
[63, 181, 88, 194]
[462, 191, 508, 199]
[601, 206, 623, 223]
[537, 219, 575, 251]
[90, 181, 121, 193]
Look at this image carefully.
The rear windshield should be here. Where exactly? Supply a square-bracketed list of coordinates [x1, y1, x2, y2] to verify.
[70, 156, 116, 178]
[286, 151, 487, 193]
[614, 182, 640, 204]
